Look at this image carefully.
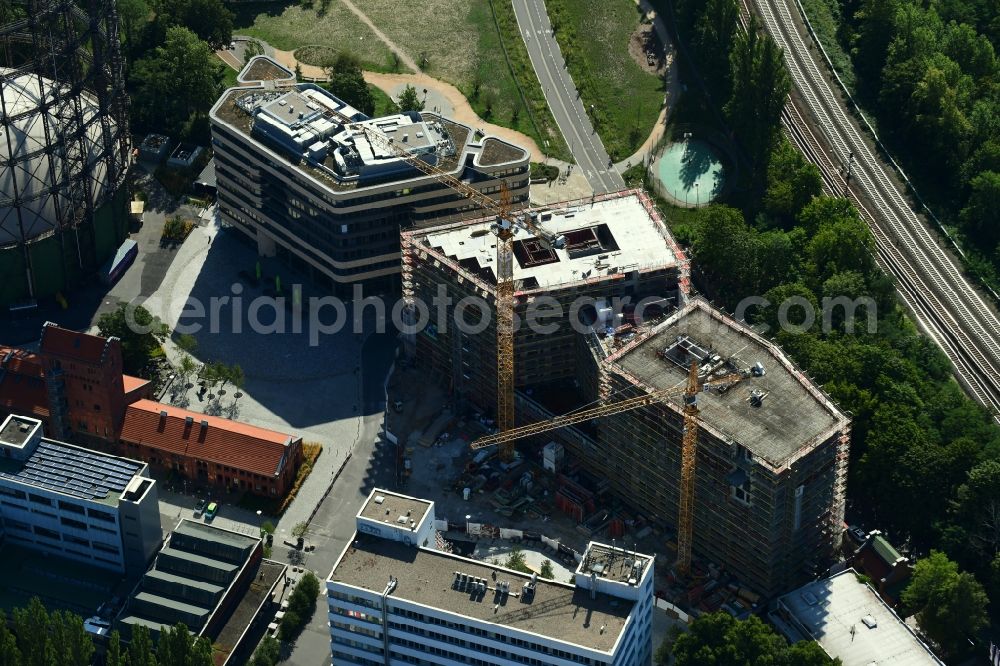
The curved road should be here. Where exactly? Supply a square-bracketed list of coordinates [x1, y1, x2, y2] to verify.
[512, 0, 625, 193]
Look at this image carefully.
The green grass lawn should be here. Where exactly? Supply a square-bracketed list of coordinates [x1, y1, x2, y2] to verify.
[548, 0, 664, 161]
[369, 83, 399, 116]
[231, 0, 397, 72]
[220, 61, 239, 89]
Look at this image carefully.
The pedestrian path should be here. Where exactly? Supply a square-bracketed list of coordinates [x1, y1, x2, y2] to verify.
[614, 0, 683, 173]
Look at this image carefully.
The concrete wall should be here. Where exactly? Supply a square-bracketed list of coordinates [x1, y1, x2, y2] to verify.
[119, 474, 164, 578]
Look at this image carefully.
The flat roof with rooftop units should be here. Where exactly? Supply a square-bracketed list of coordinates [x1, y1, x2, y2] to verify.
[607, 298, 848, 468]
[0, 414, 40, 449]
[330, 533, 634, 653]
[421, 190, 685, 292]
[358, 489, 432, 526]
[578, 542, 653, 586]
[211, 83, 526, 192]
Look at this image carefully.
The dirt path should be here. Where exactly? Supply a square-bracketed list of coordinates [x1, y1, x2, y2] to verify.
[615, 0, 681, 171]
[336, 0, 419, 73]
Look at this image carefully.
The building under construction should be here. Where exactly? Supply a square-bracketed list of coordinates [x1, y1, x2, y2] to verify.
[402, 189, 849, 596]
[400, 189, 690, 412]
[528, 298, 851, 596]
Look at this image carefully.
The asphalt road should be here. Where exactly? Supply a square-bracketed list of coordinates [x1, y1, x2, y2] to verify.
[276, 333, 397, 665]
[513, 0, 625, 194]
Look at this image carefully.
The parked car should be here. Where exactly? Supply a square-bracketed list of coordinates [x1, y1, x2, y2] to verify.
[205, 502, 219, 520]
[845, 524, 867, 546]
[194, 499, 206, 517]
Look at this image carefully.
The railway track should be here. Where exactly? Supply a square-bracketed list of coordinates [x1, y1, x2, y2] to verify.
[751, 0, 1000, 417]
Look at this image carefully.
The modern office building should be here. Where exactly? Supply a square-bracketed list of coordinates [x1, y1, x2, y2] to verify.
[770, 569, 943, 665]
[209, 76, 530, 295]
[400, 189, 689, 415]
[0, 414, 162, 577]
[534, 298, 850, 596]
[119, 399, 303, 498]
[327, 488, 655, 666]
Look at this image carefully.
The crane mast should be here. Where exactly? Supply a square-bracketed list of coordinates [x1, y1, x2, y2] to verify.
[362, 126, 565, 462]
[676, 361, 701, 577]
[469, 362, 745, 577]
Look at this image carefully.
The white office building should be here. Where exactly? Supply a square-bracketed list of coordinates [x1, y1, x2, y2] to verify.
[0, 414, 162, 576]
[327, 489, 654, 666]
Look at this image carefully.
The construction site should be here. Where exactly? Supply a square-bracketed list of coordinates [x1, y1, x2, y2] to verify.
[400, 189, 690, 413]
[383, 172, 851, 611]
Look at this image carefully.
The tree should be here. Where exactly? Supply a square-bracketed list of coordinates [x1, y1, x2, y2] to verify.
[653, 636, 671, 665]
[961, 170, 1000, 250]
[396, 84, 425, 113]
[851, 0, 902, 95]
[12, 597, 54, 666]
[278, 610, 301, 642]
[902, 551, 988, 658]
[298, 571, 321, 600]
[158, 623, 195, 666]
[764, 138, 823, 224]
[191, 637, 213, 666]
[152, 0, 233, 48]
[118, 0, 151, 54]
[725, 17, 790, 186]
[128, 624, 157, 666]
[671, 612, 839, 665]
[107, 630, 127, 666]
[250, 635, 281, 666]
[130, 26, 224, 136]
[691, 0, 739, 101]
[176, 333, 198, 353]
[691, 205, 757, 300]
[539, 559, 554, 579]
[0, 612, 22, 666]
[326, 53, 374, 116]
[503, 548, 532, 574]
[291, 521, 309, 539]
[97, 302, 168, 375]
[50, 610, 95, 666]
[178, 354, 197, 388]
[949, 460, 1000, 562]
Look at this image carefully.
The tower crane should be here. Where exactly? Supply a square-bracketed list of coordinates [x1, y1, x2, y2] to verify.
[359, 124, 564, 462]
[469, 362, 745, 576]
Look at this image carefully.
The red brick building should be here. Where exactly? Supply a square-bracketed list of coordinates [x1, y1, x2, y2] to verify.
[120, 400, 303, 497]
[0, 322, 151, 444]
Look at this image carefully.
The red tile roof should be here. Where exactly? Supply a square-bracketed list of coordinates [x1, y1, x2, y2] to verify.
[0, 346, 49, 419]
[0, 346, 43, 378]
[39, 322, 112, 362]
[121, 399, 299, 477]
[123, 375, 151, 395]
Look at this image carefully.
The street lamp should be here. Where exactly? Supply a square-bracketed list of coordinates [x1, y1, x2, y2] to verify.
[695, 182, 700, 206]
